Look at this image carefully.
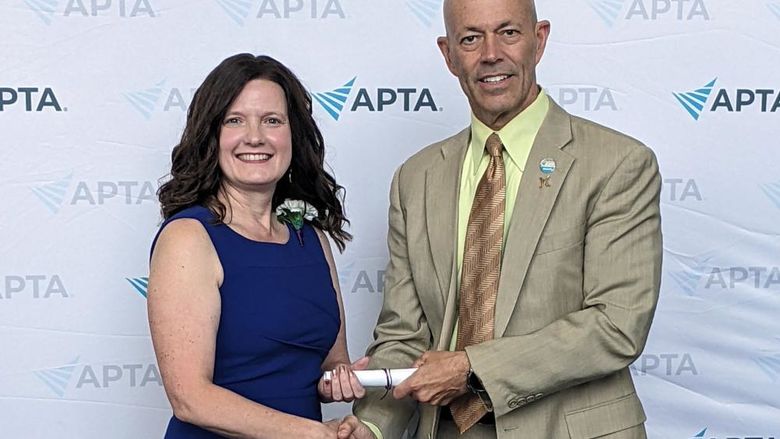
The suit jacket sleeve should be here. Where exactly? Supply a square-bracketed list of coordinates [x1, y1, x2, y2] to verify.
[466, 145, 663, 417]
[353, 165, 433, 438]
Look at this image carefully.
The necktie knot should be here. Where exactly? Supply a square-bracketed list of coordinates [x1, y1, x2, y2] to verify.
[486, 133, 503, 158]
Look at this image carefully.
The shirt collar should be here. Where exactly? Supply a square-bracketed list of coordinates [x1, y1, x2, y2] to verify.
[469, 89, 549, 174]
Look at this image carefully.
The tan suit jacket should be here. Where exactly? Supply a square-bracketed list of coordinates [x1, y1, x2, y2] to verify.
[354, 98, 662, 439]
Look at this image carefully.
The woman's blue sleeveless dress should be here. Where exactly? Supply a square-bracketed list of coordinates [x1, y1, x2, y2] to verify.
[151, 205, 340, 438]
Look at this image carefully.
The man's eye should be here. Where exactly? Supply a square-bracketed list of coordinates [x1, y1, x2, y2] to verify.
[461, 35, 478, 44]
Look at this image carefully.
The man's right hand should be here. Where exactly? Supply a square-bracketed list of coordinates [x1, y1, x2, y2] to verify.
[337, 415, 377, 439]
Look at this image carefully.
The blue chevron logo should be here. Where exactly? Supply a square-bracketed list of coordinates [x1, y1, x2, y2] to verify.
[673, 78, 717, 121]
[761, 181, 780, 209]
[123, 80, 166, 119]
[34, 357, 79, 398]
[587, 0, 626, 27]
[755, 351, 780, 381]
[215, 0, 253, 25]
[30, 174, 72, 214]
[25, 0, 59, 25]
[691, 429, 707, 439]
[769, 2, 780, 19]
[669, 269, 702, 296]
[667, 251, 715, 296]
[406, 0, 441, 27]
[126, 277, 149, 298]
[313, 77, 357, 121]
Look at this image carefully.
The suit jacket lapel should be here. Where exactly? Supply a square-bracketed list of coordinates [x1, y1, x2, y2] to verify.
[495, 99, 576, 337]
[426, 128, 470, 310]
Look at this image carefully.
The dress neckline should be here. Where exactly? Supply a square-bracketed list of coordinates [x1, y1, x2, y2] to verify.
[223, 221, 293, 246]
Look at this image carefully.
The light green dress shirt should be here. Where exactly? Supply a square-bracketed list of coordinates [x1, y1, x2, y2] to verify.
[364, 90, 549, 439]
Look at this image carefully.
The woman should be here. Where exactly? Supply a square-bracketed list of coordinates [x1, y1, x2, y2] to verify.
[148, 54, 366, 439]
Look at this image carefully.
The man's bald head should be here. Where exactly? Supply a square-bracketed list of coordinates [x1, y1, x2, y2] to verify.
[442, 0, 538, 36]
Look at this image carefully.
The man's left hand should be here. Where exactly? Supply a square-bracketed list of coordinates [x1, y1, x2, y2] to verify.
[392, 351, 470, 405]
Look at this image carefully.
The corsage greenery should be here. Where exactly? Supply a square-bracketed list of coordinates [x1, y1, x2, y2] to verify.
[275, 199, 318, 246]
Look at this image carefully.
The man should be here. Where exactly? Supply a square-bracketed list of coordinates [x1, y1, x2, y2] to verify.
[339, 0, 662, 437]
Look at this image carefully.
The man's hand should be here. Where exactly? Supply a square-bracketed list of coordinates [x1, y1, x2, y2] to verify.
[337, 415, 377, 439]
[319, 356, 370, 402]
[392, 351, 470, 405]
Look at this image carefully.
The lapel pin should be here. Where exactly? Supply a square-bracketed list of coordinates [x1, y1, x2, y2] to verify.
[538, 159, 555, 189]
[539, 158, 556, 174]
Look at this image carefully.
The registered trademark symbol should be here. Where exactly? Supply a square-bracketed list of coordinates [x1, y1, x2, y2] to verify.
[63, 107, 68, 112]
[438, 107, 444, 111]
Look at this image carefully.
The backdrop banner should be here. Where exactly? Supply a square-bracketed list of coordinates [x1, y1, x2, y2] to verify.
[1, 1, 779, 437]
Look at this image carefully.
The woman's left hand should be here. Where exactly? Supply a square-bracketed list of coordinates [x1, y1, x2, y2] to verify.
[319, 356, 370, 402]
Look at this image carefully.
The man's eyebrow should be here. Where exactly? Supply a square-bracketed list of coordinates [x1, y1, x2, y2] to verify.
[494, 21, 517, 31]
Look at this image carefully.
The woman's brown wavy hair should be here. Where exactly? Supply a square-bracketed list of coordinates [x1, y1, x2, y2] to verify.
[157, 53, 351, 251]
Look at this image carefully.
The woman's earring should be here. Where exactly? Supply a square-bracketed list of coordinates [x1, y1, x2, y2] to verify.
[288, 168, 293, 183]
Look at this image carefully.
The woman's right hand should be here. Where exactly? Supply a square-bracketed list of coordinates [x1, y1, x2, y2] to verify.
[318, 356, 370, 403]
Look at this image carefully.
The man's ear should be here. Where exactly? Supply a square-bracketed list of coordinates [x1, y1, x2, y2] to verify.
[437, 36, 458, 76]
[534, 20, 551, 65]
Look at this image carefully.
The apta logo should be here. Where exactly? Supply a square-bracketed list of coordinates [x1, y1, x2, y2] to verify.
[313, 77, 441, 121]
[663, 178, 702, 202]
[587, 0, 710, 27]
[2, 274, 70, 300]
[25, 0, 156, 25]
[35, 357, 162, 397]
[631, 352, 698, 376]
[124, 80, 166, 119]
[126, 277, 149, 298]
[0, 87, 65, 112]
[761, 180, 780, 209]
[30, 174, 157, 214]
[689, 428, 777, 439]
[34, 357, 80, 397]
[673, 78, 717, 120]
[548, 86, 618, 112]
[31, 174, 72, 214]
[214, 0, 345, 26]
[668, 251, 780, 294]
[675, 78, 780, 120]
[667, 251, 715, 296]
[769, 2, 780, 20]
[313, 77, 356, 121]
[124, 80, 197, 119]
[338, 257, 387, 294]
[706, 266, 780, 290]
[405, 0, 441, 27]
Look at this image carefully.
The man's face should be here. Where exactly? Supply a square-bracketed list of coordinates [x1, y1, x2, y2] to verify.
[437, 0, 550, 130]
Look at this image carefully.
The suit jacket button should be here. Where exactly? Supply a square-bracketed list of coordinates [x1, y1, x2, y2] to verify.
[535, 393, 543, 399]
[508, 398, 519, 408]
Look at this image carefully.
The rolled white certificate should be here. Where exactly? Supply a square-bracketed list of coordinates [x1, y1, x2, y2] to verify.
[322, 368, 417, 388]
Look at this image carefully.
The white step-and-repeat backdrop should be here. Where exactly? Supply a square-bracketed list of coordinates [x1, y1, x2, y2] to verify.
[1, 1, 779, 437]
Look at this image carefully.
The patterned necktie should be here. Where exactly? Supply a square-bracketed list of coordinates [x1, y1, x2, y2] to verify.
[450, 132, 506, 433]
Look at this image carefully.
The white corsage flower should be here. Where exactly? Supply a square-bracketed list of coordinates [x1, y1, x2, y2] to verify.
[275, 199, 319, 246]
